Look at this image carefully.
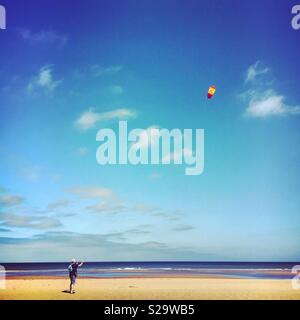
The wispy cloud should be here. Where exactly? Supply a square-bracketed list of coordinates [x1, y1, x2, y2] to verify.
[75, 108, 136, 130]
[0, 194, 24, 207]
[105, 227, 152, 242]
[47, 199, 71, 211]
[73, 65, 123, 80]
[19, 28, 68, 46]
[64, 180, 184, 228]
[245, 61, 269, 83]
[172, 224, 195, 232]
[245, 90, 300, 118]
[132, 203, 158, 214]
[152, 210, 182, 222]
[242, 62, 300, 118]
[86, 197, 159, 215]
[0, 231, 204, 262]
[27, 65, 62, 93]
[0, 212, 62, 230]
[86, 202, 126, 214]
[67, 184, 181, 221]
[89, 65, 123, 77]
[68, 186, 115, 199]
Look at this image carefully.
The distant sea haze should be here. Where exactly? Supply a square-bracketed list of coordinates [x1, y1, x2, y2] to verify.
[2, 261, 298, 279]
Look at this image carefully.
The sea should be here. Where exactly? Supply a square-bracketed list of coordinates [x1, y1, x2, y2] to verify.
[1, 261, 299, 279]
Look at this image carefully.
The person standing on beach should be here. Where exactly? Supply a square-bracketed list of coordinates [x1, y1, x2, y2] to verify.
[68, 259, 84, 294]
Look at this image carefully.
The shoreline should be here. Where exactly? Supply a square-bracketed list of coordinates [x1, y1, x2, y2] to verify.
[4, 273, 294, 280]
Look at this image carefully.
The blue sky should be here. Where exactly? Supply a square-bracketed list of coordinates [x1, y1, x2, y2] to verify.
[0, 0, 300, 262]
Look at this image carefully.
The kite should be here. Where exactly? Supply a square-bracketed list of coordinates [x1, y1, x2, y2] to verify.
[207, 85, 216, 99]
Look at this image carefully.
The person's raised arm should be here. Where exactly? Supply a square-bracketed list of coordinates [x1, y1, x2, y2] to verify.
[79, 261, 84, 267]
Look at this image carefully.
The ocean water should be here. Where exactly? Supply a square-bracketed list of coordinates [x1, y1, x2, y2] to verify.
[1, 261, 298, 279]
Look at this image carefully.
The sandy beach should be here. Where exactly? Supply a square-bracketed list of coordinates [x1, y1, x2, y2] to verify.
[1, 277, 300, 300]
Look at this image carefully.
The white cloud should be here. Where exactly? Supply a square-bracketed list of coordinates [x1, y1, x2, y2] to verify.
[20, 28, 68, 46]
[172, 224, 195, 232]
[132, 203, 158, 214]
[27, 65, 62, 93]
[242, 62, 300, 118]
[73, 65, 123, 80]
[90, 65, 123, 77]
[68, 186, 114, 199]
[47, 199, 71, 211]
[245, 90, 300, 118]
[75, 108, 136, 130]
[1, 212, 62, 230]
[75, 109, 99, 130]
[152, 210, 182, 222]
[84, 194, 161, 215]
[245, 61, 269, 83]
[86, 202, 126, 214]
[0, 194, 24, 207]
[0, 231, 205, 262]
[30, 217, 62, 230]
[0, 191, 62, 230]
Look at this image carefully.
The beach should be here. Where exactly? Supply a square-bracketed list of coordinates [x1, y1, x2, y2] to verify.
[1, 277, 300, 300]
